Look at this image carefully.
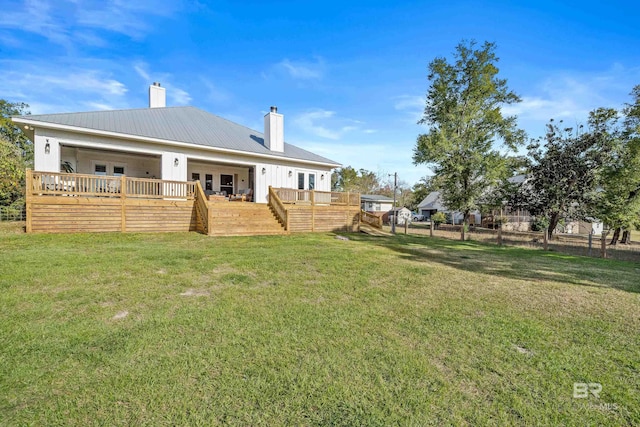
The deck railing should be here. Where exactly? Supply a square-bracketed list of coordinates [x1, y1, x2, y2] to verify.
[273, 188, 360, 207]
[27, 171, 196, 200]
[268, 186, 288, 230]
[360, 210, 383, 229]
[194, 181, 209, 234]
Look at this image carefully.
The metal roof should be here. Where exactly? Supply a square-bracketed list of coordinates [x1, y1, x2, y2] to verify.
[360, 194, 394, 202]
[15, 106, 340, 166]
[417, 191, 446, 210]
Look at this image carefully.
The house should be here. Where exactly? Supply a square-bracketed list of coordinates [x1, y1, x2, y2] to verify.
[13, 83, 361, 235]
[417, 191, 480, 225]
[13, 83, 339, 204]
[360, 194, 394, 212]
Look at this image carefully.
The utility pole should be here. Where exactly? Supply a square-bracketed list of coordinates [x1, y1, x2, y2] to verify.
[389, 172, 397, 234]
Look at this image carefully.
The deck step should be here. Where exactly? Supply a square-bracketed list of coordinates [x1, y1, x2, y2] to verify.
[205, 202, 286, 236]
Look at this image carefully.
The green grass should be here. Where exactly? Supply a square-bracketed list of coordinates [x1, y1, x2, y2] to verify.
[1, 226, 639, 426]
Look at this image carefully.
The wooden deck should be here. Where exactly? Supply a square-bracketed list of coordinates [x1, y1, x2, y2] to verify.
[25, 171, 364, 236]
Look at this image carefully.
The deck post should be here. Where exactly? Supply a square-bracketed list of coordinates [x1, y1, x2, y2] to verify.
[121, 175, 127, 232]
[25, 169, 33, 233]
[311, 190, 315, 231]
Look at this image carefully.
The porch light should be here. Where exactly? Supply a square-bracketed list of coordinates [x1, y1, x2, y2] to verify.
[288, 170, 292, 177]
[44, 140, 50, 154]
[321, 174, 325, 180]
[261, 167, 266, 174]
[174, 157, 179, 167]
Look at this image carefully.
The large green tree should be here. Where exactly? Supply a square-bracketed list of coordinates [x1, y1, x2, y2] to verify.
[413, 40, 525, 240]
[512, 110, 619, 239]
[0, 100, 31, 208]
[593, 86, 640, 244]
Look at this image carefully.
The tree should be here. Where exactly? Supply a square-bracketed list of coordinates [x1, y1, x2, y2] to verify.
[593, 86, 640, 244]
[332, 166, 383, 194]
[413, 40, 525, 240]
[0, 100, 32, 161]
[0, 138, 26, 207]
[513, 111, 618, 239]
[0, 100, 31, 207]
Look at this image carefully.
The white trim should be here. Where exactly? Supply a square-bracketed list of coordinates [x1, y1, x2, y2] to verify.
[13, 117, 340, 168]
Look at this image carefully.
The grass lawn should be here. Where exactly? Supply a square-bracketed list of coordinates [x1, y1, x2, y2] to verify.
[1, 225, 638, 425]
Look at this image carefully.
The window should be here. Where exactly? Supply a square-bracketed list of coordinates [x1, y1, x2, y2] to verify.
[308, 174, 315, 190]
[205, 174, 213, 191]
[298, 173, 305, 190]
[192, 173, 200, 181]
[94, 164, 107, 175]
[113, 166, 125, 176]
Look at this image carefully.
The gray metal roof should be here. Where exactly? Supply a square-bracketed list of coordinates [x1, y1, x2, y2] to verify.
[16, 106, 340, 166]
[361, 194, 394, 202]
[417, 191, 446, 210]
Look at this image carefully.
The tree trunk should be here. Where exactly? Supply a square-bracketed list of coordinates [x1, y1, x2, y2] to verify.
[621, 230, 631, 244]
[610, 227, 621, 245]
[547, 213, 560, 239]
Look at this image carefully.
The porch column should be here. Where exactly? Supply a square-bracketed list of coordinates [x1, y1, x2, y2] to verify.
[33, 134, 60, 172]
[161, 152, 187, 181]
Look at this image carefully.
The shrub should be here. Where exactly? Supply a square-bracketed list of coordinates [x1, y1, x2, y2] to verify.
[431, 212, 447, 226]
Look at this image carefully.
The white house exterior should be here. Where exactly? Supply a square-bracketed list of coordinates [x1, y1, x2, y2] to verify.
[13, 84, 340, 204]
[360, 194, 394, 212]
[417, 191, 481, 225]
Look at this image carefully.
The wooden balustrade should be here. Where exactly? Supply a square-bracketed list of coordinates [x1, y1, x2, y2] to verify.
[361, 210, 383, 229]
[28, 171, 195, 200]
[272, 188, 360, 207]
[268, 186, 288, 230]
[194, 181, 209, 234]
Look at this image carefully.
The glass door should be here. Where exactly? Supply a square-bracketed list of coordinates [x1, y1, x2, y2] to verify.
[220, 174, 233, 195]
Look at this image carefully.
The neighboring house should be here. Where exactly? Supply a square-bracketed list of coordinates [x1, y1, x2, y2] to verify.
[417, 191, 481, 225]
[13, 83, 339, 204]
[360, 194, 394, 212]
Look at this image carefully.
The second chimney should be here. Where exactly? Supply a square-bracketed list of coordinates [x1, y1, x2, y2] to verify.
[264, 106, 284, 152]
[149, 82, 166, 108]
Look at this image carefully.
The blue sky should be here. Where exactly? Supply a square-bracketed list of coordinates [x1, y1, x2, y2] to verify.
[1, 0, 639, 186]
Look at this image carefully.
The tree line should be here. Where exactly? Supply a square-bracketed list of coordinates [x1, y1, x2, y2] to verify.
[412, 40, 640, 243]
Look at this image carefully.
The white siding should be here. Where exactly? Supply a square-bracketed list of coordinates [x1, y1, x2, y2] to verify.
[34, 128, 336, 203]
[34, 133, 60, 172]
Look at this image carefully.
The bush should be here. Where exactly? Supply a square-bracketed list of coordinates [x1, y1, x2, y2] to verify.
[431, 212, 447, 227]
[531, 216, 550, 231]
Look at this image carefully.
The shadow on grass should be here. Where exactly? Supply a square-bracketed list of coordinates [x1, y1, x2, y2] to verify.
[347, 232, 640, 294]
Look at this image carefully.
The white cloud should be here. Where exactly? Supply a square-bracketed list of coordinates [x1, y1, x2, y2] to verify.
[0, 0, 183, 48]
[169, 87, 192, 105]
[294, 110, 339, 139]
[0, 58, 131, 113]
[133, 62, 151, 81]
[276, 57, 325, 80]
[393, 94, 425, 124]
[293, 109, 378, 140]
[200, 77, 232, 104]
[504, 65, 640, 129]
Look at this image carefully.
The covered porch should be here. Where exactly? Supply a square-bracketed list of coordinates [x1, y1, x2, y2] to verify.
[58, 145, 256, 202]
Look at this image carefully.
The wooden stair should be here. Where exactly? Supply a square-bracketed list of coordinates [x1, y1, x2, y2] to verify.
[207, 203, 287, 236]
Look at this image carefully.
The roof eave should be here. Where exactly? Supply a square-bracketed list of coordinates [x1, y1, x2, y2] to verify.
[12, 116, 341, 168]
